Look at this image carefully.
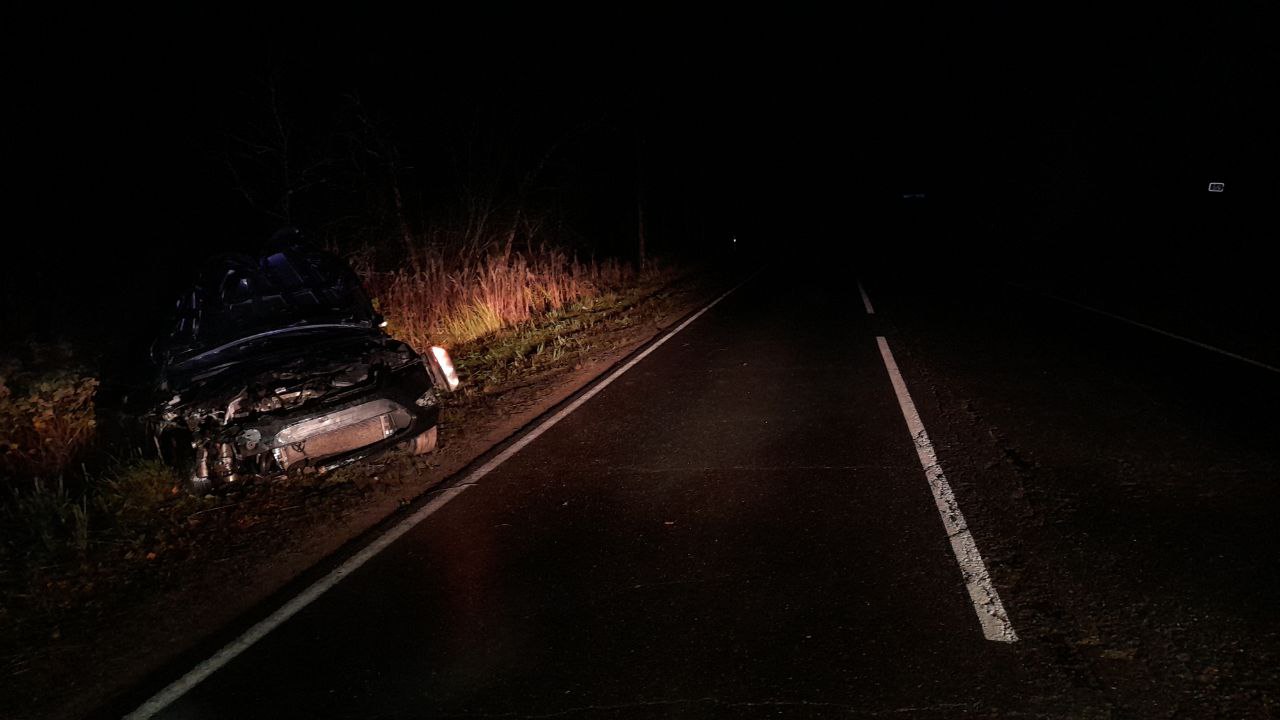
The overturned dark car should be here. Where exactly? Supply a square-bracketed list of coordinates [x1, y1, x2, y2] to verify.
[145, 238, 458, 493]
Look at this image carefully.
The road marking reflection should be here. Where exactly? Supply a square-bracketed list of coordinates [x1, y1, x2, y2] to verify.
[876, 336, 1019, 643]
[858, 278, 876, 314]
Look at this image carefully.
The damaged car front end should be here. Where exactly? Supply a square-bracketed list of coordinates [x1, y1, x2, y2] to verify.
[146, 239, 458, 493]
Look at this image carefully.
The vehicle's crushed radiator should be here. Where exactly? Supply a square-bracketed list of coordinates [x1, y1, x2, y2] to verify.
[274, 408, 408, 469]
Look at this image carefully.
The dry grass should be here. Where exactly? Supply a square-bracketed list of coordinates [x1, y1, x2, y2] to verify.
[356, 240, 637, 351]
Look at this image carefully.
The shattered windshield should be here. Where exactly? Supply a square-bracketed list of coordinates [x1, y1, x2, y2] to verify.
[163, 243, 376, 360]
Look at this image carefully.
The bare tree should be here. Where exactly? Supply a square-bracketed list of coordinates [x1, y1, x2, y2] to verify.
[636, 131, 647, 270]
[342, 93, 417, 262]
[224, 70, 331, 226]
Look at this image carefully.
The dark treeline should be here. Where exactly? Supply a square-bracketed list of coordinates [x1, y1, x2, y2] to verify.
[6, 23, 746, 348]
[6, 8, 1276, 347]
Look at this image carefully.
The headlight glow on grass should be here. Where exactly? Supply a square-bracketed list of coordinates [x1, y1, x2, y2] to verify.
[430, 346, 460, 391]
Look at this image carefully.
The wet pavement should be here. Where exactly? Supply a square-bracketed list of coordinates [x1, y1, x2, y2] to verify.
[112, 262, 1279, 719]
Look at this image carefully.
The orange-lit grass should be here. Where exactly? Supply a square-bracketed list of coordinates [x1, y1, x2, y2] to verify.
[359, 240, 635, 351]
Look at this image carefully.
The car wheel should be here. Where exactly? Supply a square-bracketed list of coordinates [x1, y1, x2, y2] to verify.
[401, 425, 438, 456]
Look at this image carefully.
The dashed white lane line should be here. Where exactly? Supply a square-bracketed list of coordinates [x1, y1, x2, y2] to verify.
[1019, 286, 1280, 375]
[125, 274, 759, 720]
[876, 336, 1019, 643]
[857, 279, 876, 314]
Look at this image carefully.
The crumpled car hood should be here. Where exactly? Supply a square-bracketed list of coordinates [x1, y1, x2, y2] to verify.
[157, 239, 379, 363]
[153, 327, 420, 431]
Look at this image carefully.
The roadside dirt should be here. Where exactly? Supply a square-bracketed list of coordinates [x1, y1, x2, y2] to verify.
[4, 272, 721, 720]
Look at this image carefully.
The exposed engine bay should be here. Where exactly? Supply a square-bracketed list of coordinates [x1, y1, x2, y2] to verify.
[145, 234, 457, 491]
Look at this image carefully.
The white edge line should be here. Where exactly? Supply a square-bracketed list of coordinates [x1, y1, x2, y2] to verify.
[125, 273, 759, 719]
[1017, 285, 1280, 375]
[875, 336, 1018, 643]
[857, 278, 876, 315]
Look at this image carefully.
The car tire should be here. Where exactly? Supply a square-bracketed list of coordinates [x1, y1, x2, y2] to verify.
[401, 425, 438, 456]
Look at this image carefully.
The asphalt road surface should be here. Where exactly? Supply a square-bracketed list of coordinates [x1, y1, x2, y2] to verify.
[112, 263, 1279, 719]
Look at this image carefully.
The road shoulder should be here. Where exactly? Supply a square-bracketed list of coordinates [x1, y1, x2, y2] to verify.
[8, 270, 729, 720]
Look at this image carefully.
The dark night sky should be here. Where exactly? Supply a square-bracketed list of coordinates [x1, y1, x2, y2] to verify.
[5, 6, 1276, 343]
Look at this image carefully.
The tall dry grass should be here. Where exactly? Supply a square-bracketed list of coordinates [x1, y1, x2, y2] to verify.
[357, 239, 637, 351]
